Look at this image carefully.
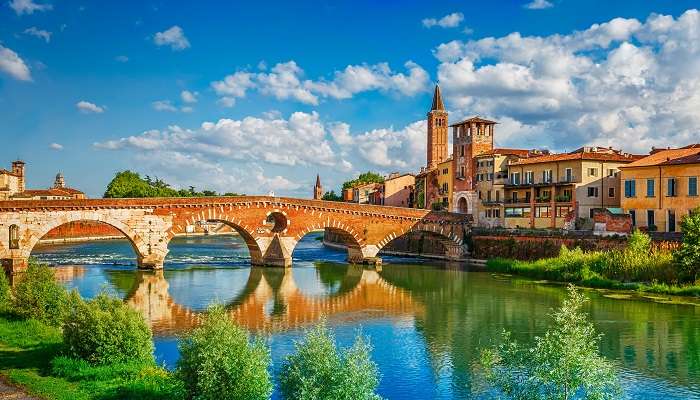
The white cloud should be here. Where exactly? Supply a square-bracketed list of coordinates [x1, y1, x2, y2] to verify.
[422, 12, 464, 28]
[180, 106, 194, 113]
[154, 26, 190, 51]
[115, 55, 129, 63]
[211, 60, 429, 106]
[76, 101, 104, 113]
[152, 100, 178, 112]
[0, 45, 31, 81]
[524, 0, 553, 10]
[435, 9, 700, 153]
[180, 90, 198, 103]
[23, 27, 52, 43]
[49, 143, 63, 150]
[8, 0, 52, 15]
[354, 121, 427, 169]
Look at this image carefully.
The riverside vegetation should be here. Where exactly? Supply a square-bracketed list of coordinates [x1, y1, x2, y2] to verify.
[0, 261, 383, 400]
[487, 208, 700, 297]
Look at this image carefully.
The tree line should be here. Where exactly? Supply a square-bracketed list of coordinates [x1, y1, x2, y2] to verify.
[103, 171, 243, 198]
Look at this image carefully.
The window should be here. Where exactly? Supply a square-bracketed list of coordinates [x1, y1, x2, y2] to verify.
[587, 187, 599, 197]
[496, 191, 500, 202]
[647, 210, 655, 228]
[511, 172, 521, 185]
[668, 209, 676, 232]
[525, 191, 531, 203]
[478, 191, 482, 199]
[563, 189, 572, 200]
[646, 179, 655, 197]
[608, 187, 615, 198]
[525, 171, 534, 184]
[460, 166, 465, 178]
[590, 209, 595, 218]
[542, 169, 552, 183]
[564, 168, 573, 182]
[629, 210, 636, 226]
[588, 167, 598, 177]
[488, 173, 494, 181]
[608, 168, 616, 177]
[487, 190, 492, 202]
[9, 225, 19, 249]
[689, 177, 698, 196]
[512, 192, 518, 202]
[624, 180, 636, 198]
[494, 209, 501, 218]
[556, 206, 574, 217]
[460, 146, 465, 157]
[667, 178, 677, 197]
[535, 206, 551, 218]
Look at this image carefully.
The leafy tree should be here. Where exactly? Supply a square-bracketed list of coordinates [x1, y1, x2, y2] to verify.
[0, 269, 11, 313]
[279, 321, 382, 400]
[322, 190, 342, 201]
[177, 304, 272, 400]
[675, 208, 700, 282]
[12, 261, 69, 326]
[480, 285, 620, 400]
[341, 172, 384, 191]
[63, 292, 154, 365]
[103, 170, 241, 198]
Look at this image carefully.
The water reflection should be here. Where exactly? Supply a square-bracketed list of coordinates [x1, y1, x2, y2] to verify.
[119, 264, 423, 335]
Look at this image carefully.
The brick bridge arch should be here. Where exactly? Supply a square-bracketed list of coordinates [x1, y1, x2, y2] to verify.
[0, 196, 471, 272]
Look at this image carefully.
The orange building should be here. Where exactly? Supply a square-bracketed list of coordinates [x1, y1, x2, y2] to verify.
[619, 145, 700, 232]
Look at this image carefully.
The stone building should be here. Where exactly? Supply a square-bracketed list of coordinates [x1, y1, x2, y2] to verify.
[619, 144, 700, 232]
[0, 161, 25, 200]
[504, 147, 641, 229]
[0, 161, 86, 201]
[313, 174, 323, 200]
[451, 117, 497, 215]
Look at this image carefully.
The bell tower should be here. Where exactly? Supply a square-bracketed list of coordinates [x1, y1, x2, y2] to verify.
[426, 84, 448, 170]
[313, 174, 323, 200]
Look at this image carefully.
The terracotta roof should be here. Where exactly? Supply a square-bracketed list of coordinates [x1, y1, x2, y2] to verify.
[475, 148, 533, 158]
[511, 151, 642, 166]
[620, 145, 700, 168]
[11, 187, 84, 198]
[449, 116, 498, 127]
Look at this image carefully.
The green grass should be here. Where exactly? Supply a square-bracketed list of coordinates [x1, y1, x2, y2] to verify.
[0, 315, 183, 400]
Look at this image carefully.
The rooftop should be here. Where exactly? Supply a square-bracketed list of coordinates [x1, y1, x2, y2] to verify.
[449, 116, 498, 127]
[620, 144, 700, 168]
[510, 147, 642, 166]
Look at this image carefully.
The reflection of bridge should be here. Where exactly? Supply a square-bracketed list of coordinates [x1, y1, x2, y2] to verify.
[124, 266, 424, 334]
[1, 196, 470, 271]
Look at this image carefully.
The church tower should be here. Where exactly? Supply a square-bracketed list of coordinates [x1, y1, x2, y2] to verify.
[313, 174, 323, 200]
[427, 84, 448, 170]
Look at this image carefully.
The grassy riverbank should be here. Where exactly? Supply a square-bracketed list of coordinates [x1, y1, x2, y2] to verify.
[0, 315, 181, 400]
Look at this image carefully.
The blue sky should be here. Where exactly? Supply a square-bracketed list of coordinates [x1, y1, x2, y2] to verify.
[1, 0, 699, 198]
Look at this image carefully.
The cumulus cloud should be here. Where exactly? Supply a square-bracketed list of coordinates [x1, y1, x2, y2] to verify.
[180, 90, 198, 103]
[0, 45, 31, 81]
[422, 12, 464, 28]
[152, 100, 177, 112]
[49, 142, 63, 150]
[524, 0, 553, 10]
[435, 9, 700, 153]
[76, 101, 104, 113]
[9, 0, 52, 15]
[23, 27, 52, 43]
[154, 26, 190, 51]
[211, 60, 429, 106]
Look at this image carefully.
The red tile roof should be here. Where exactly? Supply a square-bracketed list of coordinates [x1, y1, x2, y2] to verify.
[11, 188, 84, 198]
[621, 145, 700, 168]
[511, 150, 642, 166]
[449, 116, 498, 127]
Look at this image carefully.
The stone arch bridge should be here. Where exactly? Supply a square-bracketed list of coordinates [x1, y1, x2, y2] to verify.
[0, 196, 471, 272]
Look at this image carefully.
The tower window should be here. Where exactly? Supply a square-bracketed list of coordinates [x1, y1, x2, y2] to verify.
[9, 224, 19, 249]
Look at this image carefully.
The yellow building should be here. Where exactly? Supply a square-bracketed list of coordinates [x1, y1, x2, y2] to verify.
[619, 145, 700, 232]
[0, 161, 25, 200]
[436, 157, 453, 211]
[504, 147, 640, 229]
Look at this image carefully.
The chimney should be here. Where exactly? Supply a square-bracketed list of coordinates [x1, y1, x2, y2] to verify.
[11, 160, 25, 192]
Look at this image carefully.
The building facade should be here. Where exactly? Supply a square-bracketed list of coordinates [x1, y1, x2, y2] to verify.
[426, 85, 449, 170]
[451, 117, 496, 215]
[436, 157, 453, 211]
[0, 161, 25, 200]
[619, 145, 700, 232]
[503, 147, 640, 229]
[0, 162, 85, 201]
[383, 173, 415, 207]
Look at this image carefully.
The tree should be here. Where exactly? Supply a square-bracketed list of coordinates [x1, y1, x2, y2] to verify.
[342, 172, 384, 191]
[177, 304, 272, 400]
[279, 321, 382, 400]
[675, 207, 700, 282]
[322, 190, 342, 202]
[63, 292, 154, 365]
[0, 269, 10, 313]
[12, 261, 69, 326]
[479, 285, 620, 400]
[103, 170, 239, 198]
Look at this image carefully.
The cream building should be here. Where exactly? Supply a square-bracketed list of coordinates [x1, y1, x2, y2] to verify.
[383, 173, 415, 207]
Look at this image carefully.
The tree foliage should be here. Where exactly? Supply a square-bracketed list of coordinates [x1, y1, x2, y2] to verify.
[0, 269, 11, 313]
[675, 208, 700, 282]
[63, 292, 154, 365]
[177, 304, 272, 400]
[104, 171, 242, 198]
[12, 261, 69, 326]
[480, 285, 620, 400]
[322, 190, 343, 201]
[279, 321, 382, 400]
[341, 172, 384, 191]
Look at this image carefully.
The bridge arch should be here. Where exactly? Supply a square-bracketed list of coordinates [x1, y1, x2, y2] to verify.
[375, 224, 466, 261]
[205, 219, 264, 265]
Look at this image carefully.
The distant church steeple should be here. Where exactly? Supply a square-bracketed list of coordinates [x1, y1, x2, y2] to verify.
[313, 174, 323, 200]
[426, 84, 448, 169]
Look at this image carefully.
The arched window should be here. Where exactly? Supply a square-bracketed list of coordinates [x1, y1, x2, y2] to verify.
[9, 225, 19, 249]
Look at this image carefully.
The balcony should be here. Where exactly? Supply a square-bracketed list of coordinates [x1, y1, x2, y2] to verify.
[505, 177, 577, 188]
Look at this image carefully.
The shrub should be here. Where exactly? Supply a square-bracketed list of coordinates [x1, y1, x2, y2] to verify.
[675, 208, 700, 282]
[63, 292, 154, 365]
[480, 285, 620, 399]
[12, 261, 69, 326]
[279, 321, 382, 400]
[0, 270, 11, 313]
[177, 304, 271, 400]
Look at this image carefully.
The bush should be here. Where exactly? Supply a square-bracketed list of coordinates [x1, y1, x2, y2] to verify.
[279, 321, 382, 400]
[480, 285, 620, 399]
[0, 270, 11, 313]
[675, 208, 700, 282]
[12, 261, 69, 326]
[63, 292, 154, 365]
[177, 304, 271, 400]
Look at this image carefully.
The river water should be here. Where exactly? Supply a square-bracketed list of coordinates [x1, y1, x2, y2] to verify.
[32, 233, 700, 399]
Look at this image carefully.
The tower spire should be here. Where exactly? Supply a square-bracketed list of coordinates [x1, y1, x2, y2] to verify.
[430, 84, 445, 111]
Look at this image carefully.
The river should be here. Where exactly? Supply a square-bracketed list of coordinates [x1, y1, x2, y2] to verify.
[32, 233, 700, 399]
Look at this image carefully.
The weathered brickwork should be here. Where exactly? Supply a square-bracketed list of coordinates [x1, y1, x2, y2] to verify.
[0, 196, 471, 272]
